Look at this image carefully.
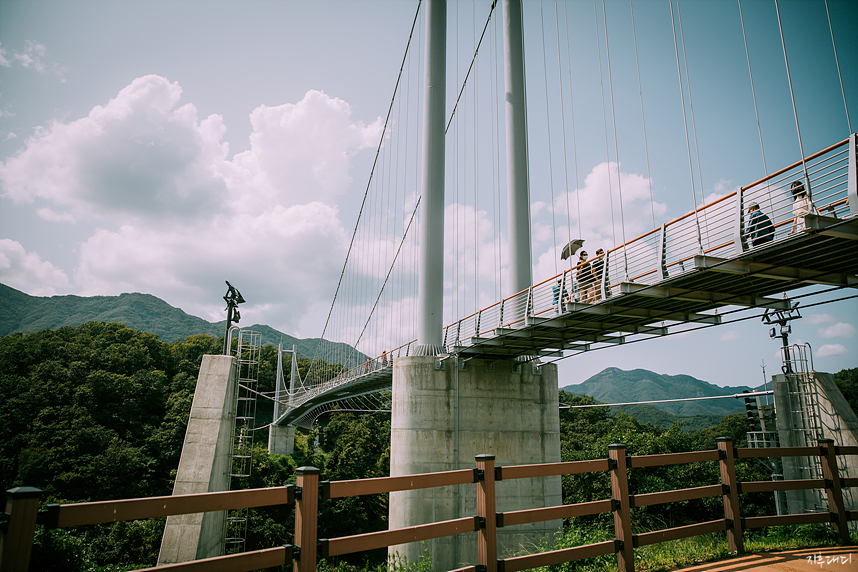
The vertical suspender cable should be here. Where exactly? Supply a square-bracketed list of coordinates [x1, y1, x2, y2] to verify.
[775, 0, 812, 197]
[825, 0, 851, 134]
[541, 0, 559, 275]
[669, 0, 703, 253]
[554, 0, 573, 252]
[562, 1, 583, 240]
[473, 0, 479, 317]
[602, 0, 629, 280]
[629, 0, 655, 229]
[594, 0, 618, 250]
[738, 0, 774, 214]
[677, 1, 711, 248]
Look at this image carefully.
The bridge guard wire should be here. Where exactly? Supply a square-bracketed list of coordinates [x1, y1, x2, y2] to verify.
[540, 0, 558, 275]
[344, 198, 422, 368]
[737, 0, 774, 216]
[445, 0, 498, 135]
[669, 0, 704, 254]
[555, 1, 574, 258]
[594, 0, 618, 253]
[677, 1, 712, 250]
[602, 0, 630, 280]
[825, 0, 851, 134]
[561, 1, 583, 243]
[308, 0, 423, 383]
[774, 0, 812, 200]
[629, 0, 656, 229]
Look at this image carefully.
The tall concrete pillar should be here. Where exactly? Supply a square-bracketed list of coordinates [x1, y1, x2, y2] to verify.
[388, 356, 562, 569]
[503, 0, 532, 301]
[773, 371, 858, 516]
[415, 0, 447, 355]
[158, 355, 237, 565]
[268, 424, 295, 456]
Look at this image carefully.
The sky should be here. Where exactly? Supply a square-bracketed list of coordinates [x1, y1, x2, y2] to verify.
[1, 0, 856, 390]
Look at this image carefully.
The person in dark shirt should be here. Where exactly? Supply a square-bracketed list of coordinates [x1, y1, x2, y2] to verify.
[591, 248, 606, 301]
[576, 251, 594, 303]
[747, 201, 774, 247]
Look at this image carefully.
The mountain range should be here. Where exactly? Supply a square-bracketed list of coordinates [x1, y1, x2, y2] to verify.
[2, 283, 752, 426]
[0, 283, 365, 365]
[563, 367, 754, 423]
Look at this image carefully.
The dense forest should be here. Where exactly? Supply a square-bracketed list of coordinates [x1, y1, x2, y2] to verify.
[1, 322, 855, 570]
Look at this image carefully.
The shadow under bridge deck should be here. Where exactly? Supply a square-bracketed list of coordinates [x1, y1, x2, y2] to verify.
[277, 135, 858, 427]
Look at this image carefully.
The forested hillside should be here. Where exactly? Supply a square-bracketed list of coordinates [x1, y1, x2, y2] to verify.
[0, 283, 366, 366]
[2, 322, 855, 570]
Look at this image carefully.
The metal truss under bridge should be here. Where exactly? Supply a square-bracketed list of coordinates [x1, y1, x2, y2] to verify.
[278, 135, 858, 428]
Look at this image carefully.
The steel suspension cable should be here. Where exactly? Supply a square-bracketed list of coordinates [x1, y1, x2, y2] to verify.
[775, 0, 812, 197]
[677, 1, 711, 249]
[738, 0, 774, 214]
[554, 0, 573, 262]
[669, 0, 704, 253]
[541, 0, 559, 275]
[629, 0, 655, 229]
[308, 0, 423, 380]
[602, 0, 629, 280]
[825, 0, 851, 134]
[473, 0, 479, 317]
[562, 1, 582, 240]
[594, 0, 618, 250]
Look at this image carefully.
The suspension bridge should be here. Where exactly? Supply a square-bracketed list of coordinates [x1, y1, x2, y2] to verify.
[263, 0, 857, 432]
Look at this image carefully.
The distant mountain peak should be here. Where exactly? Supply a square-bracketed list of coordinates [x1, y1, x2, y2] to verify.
[562, 367, 752, 417]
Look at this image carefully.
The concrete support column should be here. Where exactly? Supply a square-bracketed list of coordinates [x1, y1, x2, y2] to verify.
[388, 356, 561, 570]
[503, 0, 532, 303]
[158, 355, 237, 565]
[268, 424, 295, 456]
[772, 371, 858, 517]
[416, 0, 447, 355]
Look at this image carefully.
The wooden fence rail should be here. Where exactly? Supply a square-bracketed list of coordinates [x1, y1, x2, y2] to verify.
[2, 438, 855, 572]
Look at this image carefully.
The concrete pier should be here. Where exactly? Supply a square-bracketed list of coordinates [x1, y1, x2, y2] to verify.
[773, 371, 858, 517]
[388, 356, 562, 569]
[268, 424, 295, 456]
[157, 355, 237, 565]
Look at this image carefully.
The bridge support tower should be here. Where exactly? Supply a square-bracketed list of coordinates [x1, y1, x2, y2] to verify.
[158, 355, 237, 564]
[389, 356, 562, 569]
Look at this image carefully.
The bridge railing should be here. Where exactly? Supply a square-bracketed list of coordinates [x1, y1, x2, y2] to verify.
[442, 134, 856, 352]
[3, 439, 855, 572]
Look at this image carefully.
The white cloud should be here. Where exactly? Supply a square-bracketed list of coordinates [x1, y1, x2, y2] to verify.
[0, 239, 70, 296]
[720, 330, 740, 342]
[819, 322, 857, 339]
[532, 162, 667, 284]
[1, 75, 229, 221]
[0, 41, 67, 81]
[807, 313, 836, 325]
[223, 90, 383, 212]
[817, 343, 849, 358]
[0, 76, 383, 333]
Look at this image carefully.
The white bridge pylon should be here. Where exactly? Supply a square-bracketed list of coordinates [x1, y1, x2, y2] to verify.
[275, 134, 858, 428]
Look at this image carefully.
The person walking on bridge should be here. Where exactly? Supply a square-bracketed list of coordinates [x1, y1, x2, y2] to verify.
[747, 201, 774, 247]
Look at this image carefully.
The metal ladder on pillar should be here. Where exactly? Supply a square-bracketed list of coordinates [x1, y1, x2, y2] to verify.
[783, 343, 827, 511]
[225, 328, 261, 554]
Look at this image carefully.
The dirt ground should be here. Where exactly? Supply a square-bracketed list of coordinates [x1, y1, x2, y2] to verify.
[672, 546, 856, 572]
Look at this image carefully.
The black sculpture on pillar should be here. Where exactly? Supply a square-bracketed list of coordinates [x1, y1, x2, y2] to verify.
[223, 281, 246, 354]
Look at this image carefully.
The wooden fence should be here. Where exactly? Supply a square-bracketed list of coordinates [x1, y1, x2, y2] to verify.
[2, 438, 855, 572]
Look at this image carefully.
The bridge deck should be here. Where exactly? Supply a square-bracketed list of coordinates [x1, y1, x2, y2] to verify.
[278, 135, 858, 427]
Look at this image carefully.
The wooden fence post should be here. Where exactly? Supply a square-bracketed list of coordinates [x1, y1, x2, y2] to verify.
[475, 454, 497, 572]
[818, 439, 850, 544]
[0, 486, 42, 572]
[294, 467, 319, 572]
[717, 438, 743, 553]
[609, 444, 634, 572]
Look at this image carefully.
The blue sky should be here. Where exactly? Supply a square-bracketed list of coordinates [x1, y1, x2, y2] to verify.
[1, 0, 855, 389]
